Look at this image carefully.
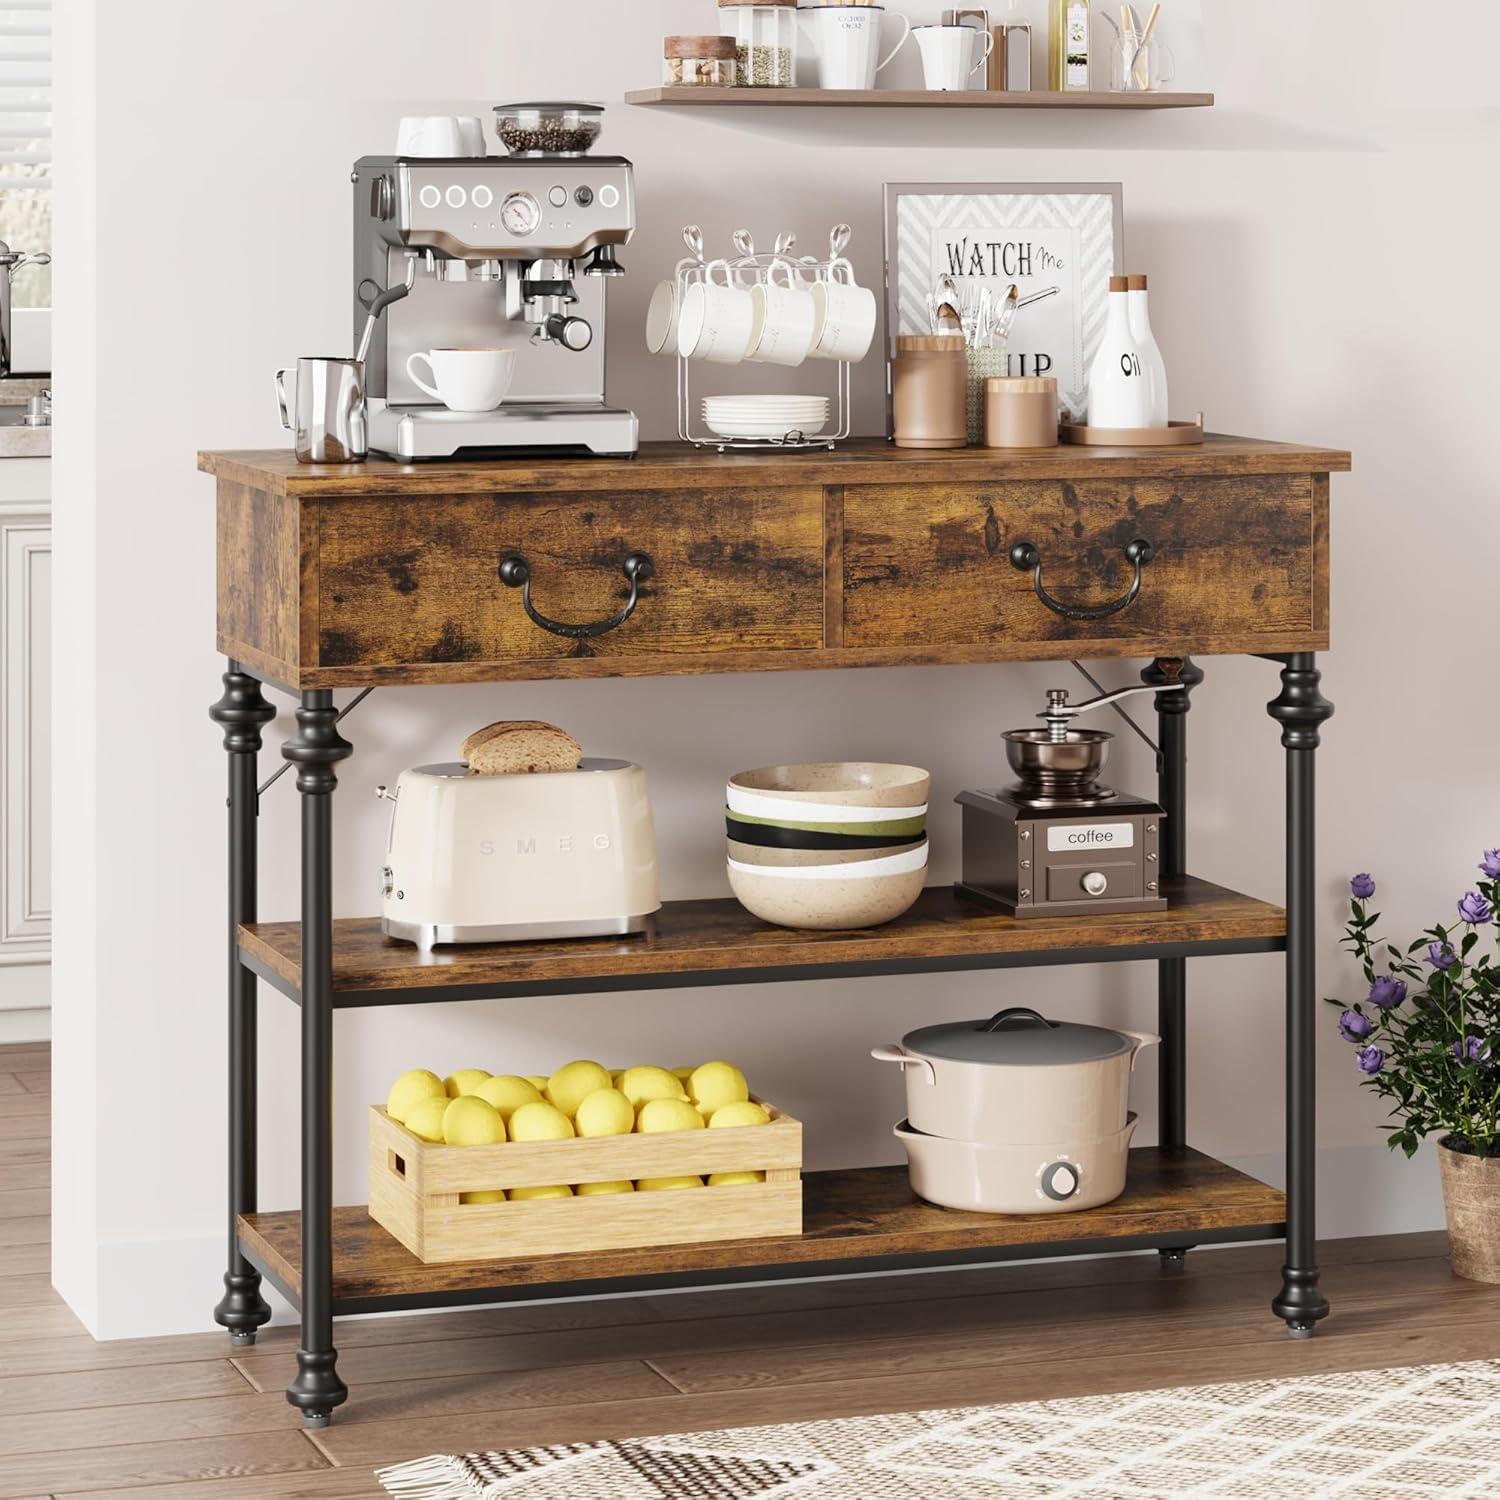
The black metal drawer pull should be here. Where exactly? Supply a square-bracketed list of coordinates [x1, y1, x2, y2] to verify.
[1008, 538, 1154, 622]
[498, 551, 654, 640]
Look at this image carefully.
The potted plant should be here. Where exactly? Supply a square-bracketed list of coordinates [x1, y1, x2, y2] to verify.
[1327, 861, 1500, 1281]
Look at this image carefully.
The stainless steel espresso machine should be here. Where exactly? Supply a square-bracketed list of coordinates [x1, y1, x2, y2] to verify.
[352, 116, 637, 459]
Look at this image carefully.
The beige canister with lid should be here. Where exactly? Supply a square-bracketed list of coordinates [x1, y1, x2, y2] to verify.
[983, 375, 1059, 448]
[892, 335, 968, 449]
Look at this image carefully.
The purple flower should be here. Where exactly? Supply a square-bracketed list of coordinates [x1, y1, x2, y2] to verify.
[1350, 873, 1376, 900]
[1481, 851, 1500, 879]
[1357, 1046, 1386, 1075]
[1454, 1036, 1492, 1065]
[1338, 1009, 1372, 1043]
[1368, 976, 1407, 1010]
[1427, 941, 1458, 971]
[1459, 891, 1494, 925]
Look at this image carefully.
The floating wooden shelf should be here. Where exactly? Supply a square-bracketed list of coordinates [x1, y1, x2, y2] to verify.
[625, 86, 1214, 110]
[238, 876, 1285, 1007]
[238, 1148, 1284, 1314]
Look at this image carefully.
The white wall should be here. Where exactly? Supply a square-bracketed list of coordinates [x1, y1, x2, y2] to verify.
[51, 0, 1499, 1336]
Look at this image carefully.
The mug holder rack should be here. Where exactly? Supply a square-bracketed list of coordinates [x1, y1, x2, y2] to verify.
[675, 252, 855, 453]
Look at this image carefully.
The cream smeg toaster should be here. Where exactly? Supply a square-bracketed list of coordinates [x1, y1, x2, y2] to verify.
[378, 760, 660, 950]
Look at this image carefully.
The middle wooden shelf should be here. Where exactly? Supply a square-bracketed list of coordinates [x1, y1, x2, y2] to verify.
[237, 875, 1285, 1008]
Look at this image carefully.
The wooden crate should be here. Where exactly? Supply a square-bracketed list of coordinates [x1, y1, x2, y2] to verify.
[368, 1102, 803, 1263]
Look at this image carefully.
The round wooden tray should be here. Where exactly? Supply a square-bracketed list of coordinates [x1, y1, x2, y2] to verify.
[1060, 414, 1205, 447]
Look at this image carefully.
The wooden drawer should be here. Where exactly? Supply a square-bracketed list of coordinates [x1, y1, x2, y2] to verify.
[841, 474, 1325, 656]
[314, 486, 825, 671]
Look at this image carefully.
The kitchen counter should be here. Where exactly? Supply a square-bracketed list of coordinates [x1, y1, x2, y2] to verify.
[0, 376, 49, 458]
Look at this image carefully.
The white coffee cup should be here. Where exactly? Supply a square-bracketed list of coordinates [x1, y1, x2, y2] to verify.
[397, 115, 484, 158]
[801, 4, 911, 90]
[747, 262, 817, 367]
[678, 260, 755, 364]
[912, 24, 994, 90]
[406, 347, 515, 411]
[645, 279, 680, 356]
[809, 275, 877, 363]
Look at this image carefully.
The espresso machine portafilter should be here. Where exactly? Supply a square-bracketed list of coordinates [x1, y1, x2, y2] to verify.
[351, 147, 638, 459]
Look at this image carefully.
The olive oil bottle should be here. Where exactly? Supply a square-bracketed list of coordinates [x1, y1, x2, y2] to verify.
[1049, 0, 1092, 90]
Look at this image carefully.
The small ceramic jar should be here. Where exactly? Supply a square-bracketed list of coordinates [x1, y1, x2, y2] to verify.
[984, 376, 1059, 448]
[663, 35, 739, 87]
[892, 335, 968, 449]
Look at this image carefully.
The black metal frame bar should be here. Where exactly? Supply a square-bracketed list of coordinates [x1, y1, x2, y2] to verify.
[1266, 652, 1333, 1337]
[237, 1218, 1288, 1319]
[215, 644, 1330, 1424]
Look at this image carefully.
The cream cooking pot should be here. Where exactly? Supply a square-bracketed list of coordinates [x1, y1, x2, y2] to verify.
[871, 1007, 1158, 1145]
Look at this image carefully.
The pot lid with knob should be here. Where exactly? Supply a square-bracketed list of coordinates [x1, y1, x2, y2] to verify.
[902, 1007, 1135, 1066]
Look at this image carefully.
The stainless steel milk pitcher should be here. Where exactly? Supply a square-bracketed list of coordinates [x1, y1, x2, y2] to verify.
[275, 356, 367, 463]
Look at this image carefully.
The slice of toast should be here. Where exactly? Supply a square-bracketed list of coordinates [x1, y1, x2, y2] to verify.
[461, 720, 583, 776]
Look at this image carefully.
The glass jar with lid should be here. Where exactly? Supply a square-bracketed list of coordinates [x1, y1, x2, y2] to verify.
[718, 0, 798, 88]
[663, 34, 739, 88]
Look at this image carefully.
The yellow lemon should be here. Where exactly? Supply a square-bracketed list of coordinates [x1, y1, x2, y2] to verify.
[707, 1171, 765, 1186]
[671, 1065, 695, 1082]
[546, 1060, 612, 1118]
[576, 1179, 635, 1196]
[708, 1100, 771, 1129]
[386, 1069, 445, 1124]
[525, 1074, 548, 1090]
[509, 1184, 572, 1200]
[474, 1074, 544, 1121]
[619, 1064, 687, 1108]
[610, 1069, 627, 1089]
[444, 1068, 492, 1098]
[575, 1088, 635, 1138]
[459, 1189, 507, 1204]
[637, 1097, 706, 1134]
[508, 1100, 575, 1142]
[404, 1096, 448, 1143]
[690, 1060, 749, 1113]
[442, 1095, 506, 1146]
[636, 1175, 703, 1191]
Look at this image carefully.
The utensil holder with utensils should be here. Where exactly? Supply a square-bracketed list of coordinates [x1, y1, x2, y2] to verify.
[651, 225, 873, 450]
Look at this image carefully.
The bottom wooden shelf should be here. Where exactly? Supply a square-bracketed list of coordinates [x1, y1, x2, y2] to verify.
[240, 1148, 1285, 1315]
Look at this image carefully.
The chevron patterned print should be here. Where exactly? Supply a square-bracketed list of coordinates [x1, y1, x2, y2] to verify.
[892, 189, 1118, 418]
[377, 1357, 1500, 1498]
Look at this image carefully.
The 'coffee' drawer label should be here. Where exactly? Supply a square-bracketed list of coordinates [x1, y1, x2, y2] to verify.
[1047, 822, 1135, 852]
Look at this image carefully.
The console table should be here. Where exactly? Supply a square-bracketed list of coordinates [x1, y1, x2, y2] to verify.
[200, 434, 1350, 1426]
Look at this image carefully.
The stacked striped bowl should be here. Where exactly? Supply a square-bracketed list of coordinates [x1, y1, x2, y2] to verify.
[725, 763, 931, 930]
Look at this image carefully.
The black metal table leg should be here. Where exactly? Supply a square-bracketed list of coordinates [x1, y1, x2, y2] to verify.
[1267, 653, 1333, 1337]
[282, 691, 352, 1425]
[1143, 657, 1203, 1271]
[210, 664, 276, 1346]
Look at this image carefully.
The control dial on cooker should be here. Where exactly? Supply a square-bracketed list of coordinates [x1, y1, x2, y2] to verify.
[501, 190, 541, 236]
[1040, 1161, 1080, 1201]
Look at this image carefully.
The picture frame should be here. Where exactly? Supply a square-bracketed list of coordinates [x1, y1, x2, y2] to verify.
[883, 182, 1125, 420]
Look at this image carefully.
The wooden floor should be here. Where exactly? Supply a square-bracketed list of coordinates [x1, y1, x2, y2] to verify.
[7, 1039, 1500, 1499]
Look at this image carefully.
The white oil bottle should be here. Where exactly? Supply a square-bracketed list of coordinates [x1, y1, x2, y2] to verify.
[1087, 275, 1153, 428]
[1126, 274, 1169, 426]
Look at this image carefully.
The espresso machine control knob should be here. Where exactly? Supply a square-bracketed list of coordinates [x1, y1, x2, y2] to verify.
[545, 314, 593, 352]
[1082, 871, 1109, 896]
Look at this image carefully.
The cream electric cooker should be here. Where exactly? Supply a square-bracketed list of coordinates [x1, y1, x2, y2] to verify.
[873, 1007, 1158, 1214]
[377, 759, 660, 950]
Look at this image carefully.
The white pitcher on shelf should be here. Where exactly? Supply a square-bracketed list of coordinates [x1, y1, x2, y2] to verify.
[800, 4, 912, 90]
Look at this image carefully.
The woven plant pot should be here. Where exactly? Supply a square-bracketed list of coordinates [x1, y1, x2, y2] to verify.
[1438, 1136, 1500, 1283]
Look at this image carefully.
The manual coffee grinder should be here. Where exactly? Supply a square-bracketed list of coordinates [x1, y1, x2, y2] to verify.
[957, 680, 1184, 918]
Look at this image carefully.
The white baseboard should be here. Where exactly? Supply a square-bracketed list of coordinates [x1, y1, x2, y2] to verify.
[0, 1006, 49, 1043]
[76, 1140, 1451, 1341]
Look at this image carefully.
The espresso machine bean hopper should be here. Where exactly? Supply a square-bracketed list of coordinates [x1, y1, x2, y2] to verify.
[352, 104, 638, 459]
[957, 680, 1184, 918]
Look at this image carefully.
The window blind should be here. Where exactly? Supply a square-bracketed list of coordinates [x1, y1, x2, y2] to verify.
[0, 0, 49, 188]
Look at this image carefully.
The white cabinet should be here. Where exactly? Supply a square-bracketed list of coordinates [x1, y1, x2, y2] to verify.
[0, 460, 50, 1041]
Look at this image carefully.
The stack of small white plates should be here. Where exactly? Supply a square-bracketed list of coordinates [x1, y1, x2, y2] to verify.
[703, 394, 830, 440]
